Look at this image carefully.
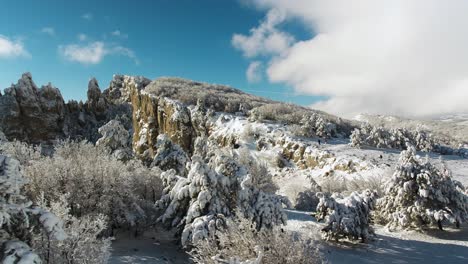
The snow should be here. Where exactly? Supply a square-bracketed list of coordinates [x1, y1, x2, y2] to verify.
[284, 209, 468, 264]
[109, 229, 189, 264]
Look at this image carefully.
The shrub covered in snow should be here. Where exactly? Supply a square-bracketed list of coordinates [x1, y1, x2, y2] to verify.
[96, 119, 132, 161]
[155, 151, 287, 246]
[32, 194, 111, 264]
[0, 155, 66, 263]
[350, 123, 446, 154]
[22, 141, 162, 231]
[299, 113, 336, 139]
[152, 134, 189, 175]
[189, 214, 321, 264]
[294, 189, 321, 212]
[376, 145, 468, 230]
[315, 190, 378, 242]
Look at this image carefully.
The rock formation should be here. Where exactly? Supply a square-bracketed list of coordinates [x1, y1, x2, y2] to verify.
[0, 73, 66, 143]
[0, 73, 135, 144]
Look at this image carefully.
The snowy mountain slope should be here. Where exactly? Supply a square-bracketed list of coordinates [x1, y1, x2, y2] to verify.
[355, 113, 468, 143]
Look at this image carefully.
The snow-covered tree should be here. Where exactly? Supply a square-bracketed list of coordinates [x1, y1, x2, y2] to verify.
[96, 119, 132, 161]
[350, 123, 441, 153]
[376, 145, 468, 230]
[315, 190, 377, 242]
[32, 194, 111, 264]
[96, 119, 129, 150]
[299, 113, 335, 139]
[0, 155, 66, 263]
[349, 128, 363, 148]
[156, 152, 287, 246]
[152, 134, 189, 175]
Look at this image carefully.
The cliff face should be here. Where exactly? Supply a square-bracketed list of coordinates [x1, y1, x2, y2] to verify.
[131, 88, 194, 160]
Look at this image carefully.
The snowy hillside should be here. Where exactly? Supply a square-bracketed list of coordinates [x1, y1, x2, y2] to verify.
[354, 113, 468, 143]
[0, 73, 467, 264]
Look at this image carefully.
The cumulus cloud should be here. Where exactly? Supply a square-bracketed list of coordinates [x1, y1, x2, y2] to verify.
[240, 0, 468, 117]
[246, 61, 263, 83]
[81, 13, 93, 21]
[41, 27, 55, 36]
[58, 41, 138, 65]
[232, 8, 294, 58]
[0, 35, 29, 58]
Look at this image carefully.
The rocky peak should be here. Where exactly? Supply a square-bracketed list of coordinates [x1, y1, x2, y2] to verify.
[86, 78, 107, 113]
[104, 74, 151, 103]
[0, 73, 65, 142]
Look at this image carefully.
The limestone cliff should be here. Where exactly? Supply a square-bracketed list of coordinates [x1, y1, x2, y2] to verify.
[130, 88, 194, 160]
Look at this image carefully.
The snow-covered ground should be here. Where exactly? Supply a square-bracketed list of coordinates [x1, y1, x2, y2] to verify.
[109, 114, 468, 263]
[285, 210, 468, 264]
[110, 228, 190, 264]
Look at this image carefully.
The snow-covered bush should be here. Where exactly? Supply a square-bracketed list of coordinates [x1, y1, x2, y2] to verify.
[315, 190, 377, 242]
[236, 147, 278, 193]
[291, 114, 336, 139]
[350, 123, 441, 153]
[189, 214, 321, 264]
[0, 140, 42, 167]
[31, 194, 111, 264]
[156, 152, 287, 246]
[23, 140, 162, 231]
[0, 155, 66, 263]
[376, 145, 468, 230]
[152, 134, 189, 175]
[294, 189, 320, 212]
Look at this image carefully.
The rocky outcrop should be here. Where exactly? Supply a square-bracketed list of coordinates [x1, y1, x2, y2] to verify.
[104, 75, 151, 104]
[0, 73, 134, 144]
[131, 88, 195, 160]
[0, 73, 66, 142]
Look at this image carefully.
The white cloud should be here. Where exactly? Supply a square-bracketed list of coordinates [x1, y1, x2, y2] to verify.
[111, 30, 128, 39]
[58, 41, 138, 65]
[81, 13, 93, 20]
[0, 35, 29, 58]
[41, 27, 55, 36]
[240, 0, 468, 117]
[246, 61, 263, 83]
[77, 34, 87, 41]
[232, 8, 294, 58]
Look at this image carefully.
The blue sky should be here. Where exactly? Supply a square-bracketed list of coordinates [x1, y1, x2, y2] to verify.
[0, 0, 323, 105]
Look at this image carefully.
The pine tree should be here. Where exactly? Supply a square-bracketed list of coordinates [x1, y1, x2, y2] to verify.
[376, 145, 468, 230]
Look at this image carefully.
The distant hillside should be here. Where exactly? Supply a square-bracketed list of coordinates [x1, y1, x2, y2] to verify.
[354, 113, 468, 144]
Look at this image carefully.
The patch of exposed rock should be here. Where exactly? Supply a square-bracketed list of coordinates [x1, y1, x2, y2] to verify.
[131, 88, 195, 160]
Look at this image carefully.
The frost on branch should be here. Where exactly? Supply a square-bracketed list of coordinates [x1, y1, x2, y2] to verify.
[96, 119, 132, 160]
[152, 134, 189, 175]
[0, 155, 66, 262]
[190, 215, 321, 264]
[376, 145, 468, 230]
[315, 190, 377, 242]
[1, 240, 41, 264]
[155, 152, 287, 246]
